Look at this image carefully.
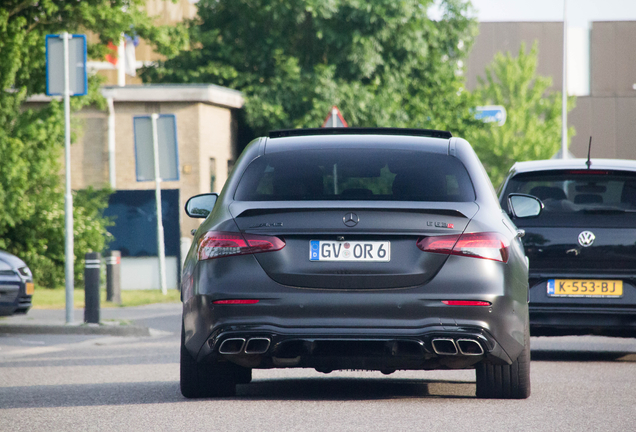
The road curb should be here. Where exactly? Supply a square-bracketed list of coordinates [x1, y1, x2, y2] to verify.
[0, 324, 151, 337]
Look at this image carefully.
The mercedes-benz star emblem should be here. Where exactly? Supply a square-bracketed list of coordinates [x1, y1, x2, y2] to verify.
[343, 212, 359, 227]
[578, 231, 595, 247]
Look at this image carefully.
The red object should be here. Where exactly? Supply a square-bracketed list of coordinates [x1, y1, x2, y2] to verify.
[417, 232, 510, 263]
[213, 299, 260, 305]
[566, 170, 609, 175]
[105, 41, 118, 65]
[442, 300, 491, 306]
[198, 231, 285, 261]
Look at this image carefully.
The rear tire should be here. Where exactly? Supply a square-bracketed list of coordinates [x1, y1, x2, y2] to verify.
[475, 328, 531, 399]
[180, 324, 237, 398]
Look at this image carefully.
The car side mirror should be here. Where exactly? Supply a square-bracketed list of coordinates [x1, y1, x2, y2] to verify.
[507, 193, 543, 218]
[185, 193, 218, 218]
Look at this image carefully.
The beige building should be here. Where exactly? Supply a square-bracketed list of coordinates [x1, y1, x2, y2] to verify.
[29, 84, 244, 237]
[95, 84, 243, 237]
[26, 84, 243, 290]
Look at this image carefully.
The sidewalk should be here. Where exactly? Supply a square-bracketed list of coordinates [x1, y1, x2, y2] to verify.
[0, 303, 181, 337]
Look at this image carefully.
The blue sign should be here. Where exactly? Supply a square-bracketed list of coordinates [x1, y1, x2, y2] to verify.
[133, 115, 180, 182]
[45, 34, 87, 96]
[310, 240, 320, 261]
[547, 279, 555, 295]
[474, 105, 507, 126]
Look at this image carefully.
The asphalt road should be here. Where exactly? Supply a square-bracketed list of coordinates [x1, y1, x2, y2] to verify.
[1, 304, 635, 432]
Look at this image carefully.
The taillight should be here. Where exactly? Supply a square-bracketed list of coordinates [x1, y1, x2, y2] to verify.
[213, 299, 260, 304]
[442, 300, 491, 306]
[417, 232, 509, 263]
[198, 231, 285, 260]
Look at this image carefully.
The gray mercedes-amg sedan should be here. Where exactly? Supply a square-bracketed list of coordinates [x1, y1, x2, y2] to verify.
[180, 128, 540, 399]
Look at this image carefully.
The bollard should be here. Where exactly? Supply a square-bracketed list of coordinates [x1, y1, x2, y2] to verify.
[84, 252, 101, 324]
[105, 250, 121, 305]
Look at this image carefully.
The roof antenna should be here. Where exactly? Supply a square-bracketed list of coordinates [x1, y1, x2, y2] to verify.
[586, 136, 592, 169]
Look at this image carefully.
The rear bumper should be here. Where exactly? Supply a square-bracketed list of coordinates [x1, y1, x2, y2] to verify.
[195, 322, 513, 371]
[529, 278, 636, 336]
[183, 291, 528, 370]
[0, 283, 21, 317]
[530, 305, 636, 336]
[183, 253, 529, 370]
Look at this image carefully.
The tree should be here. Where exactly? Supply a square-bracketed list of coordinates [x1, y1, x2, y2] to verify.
[142, 0, 485, 140]
[467, 42, 576, 188]
[0, 1, 187, 287]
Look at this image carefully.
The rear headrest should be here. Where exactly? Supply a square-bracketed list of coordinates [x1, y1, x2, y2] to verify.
[529, 186, 567, 201]
[574, 194, 602, 204]
[621, 182, 636, 207]
[392, 171, 446, 200]
[273, 165, 323, 198]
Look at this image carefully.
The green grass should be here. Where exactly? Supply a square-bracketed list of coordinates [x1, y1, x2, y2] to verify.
[32, 287, 181, 309]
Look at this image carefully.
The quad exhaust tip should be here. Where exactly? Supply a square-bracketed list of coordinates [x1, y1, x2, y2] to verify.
[456, 339, 484, 356]
[431, 338, 458, 355]
[218, 337, 271, 355]
[245, 337, 271, 354]
[218, 338, 246, 354]
[431, 338, 484, 356]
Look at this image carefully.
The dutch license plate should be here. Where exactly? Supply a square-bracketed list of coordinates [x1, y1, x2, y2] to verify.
[547, 279, 623, 297]
[309, 240, 390, 262]
[25, 282, 34, 295]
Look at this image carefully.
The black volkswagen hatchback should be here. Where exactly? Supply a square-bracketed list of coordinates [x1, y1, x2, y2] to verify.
[181, 128, 539, 399]
[500, 158, 636, 337]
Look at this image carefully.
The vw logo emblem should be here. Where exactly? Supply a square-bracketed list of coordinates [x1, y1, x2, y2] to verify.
[343, 212, 359, 227]
[578, 231, 595, 247]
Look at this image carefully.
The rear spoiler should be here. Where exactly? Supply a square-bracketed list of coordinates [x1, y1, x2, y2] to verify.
[229, 201, 477, 220]
[269, 128, 452, 139]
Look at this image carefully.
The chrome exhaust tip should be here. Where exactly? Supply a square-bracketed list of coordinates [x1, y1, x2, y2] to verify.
[218, 338, 246, 354]
[244, 337, 271, 354]
[431, 338, 458, 355]
[456, 339, 484, 355]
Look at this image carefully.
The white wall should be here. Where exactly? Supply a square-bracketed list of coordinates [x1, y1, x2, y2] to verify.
[568, 27, 590, 96]
[120, 256, 179, 290]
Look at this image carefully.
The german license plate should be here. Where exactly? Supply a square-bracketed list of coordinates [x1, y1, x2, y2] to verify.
[25, 282, 34, 295]
[547, 279, 623, 297]
[309, 240, 390, 262]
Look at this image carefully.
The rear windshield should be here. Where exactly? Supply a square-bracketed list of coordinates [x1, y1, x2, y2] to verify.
[503, 170, 636, 213]
[234, 149, 475, 202]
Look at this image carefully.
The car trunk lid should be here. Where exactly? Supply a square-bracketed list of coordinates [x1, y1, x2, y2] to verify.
[229, 201, 478, 289]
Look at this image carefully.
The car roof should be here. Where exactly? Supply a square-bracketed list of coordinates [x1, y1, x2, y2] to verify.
[264, 129, 452, 154]
[510, 158, 636, 175]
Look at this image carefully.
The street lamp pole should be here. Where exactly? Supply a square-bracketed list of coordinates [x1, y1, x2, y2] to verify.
[62, 32, 75, 323]
[561, 0, 568, 159]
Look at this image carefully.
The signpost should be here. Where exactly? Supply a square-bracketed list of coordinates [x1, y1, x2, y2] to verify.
[133, 114, 179, 295]
[474, 105, 507, 126]
[46, 33, 87, 324]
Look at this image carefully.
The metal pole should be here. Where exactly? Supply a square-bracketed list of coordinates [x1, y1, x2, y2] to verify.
[561, 0, 568, 159]
[105, 250, 121, 304]
[107, 96, 116, 188]
[151, 114, 168, 295]
[63, 32, 75, 324]
[117, 35, 126, 86]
